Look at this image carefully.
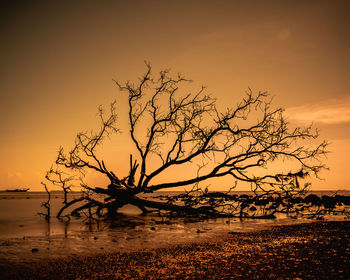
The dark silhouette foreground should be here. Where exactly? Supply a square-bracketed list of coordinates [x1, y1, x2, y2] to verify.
[1, 221, 349, 280]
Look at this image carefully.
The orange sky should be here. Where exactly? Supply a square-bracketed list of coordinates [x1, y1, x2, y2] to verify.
[1, 0, 349, 191]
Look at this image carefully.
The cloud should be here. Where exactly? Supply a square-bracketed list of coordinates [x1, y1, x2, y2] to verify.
[285, 97, 350, 125]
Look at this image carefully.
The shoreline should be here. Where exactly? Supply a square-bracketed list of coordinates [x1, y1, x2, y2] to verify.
[1, 220, 349, 279]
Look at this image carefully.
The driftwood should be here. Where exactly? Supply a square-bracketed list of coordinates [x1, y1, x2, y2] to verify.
[40, 63, 340, 221]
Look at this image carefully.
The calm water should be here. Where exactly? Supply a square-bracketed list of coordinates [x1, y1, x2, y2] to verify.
[0, 190, 348, 264]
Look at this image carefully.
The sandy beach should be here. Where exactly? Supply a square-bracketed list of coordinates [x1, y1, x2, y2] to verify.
[0, 221, 348, 280]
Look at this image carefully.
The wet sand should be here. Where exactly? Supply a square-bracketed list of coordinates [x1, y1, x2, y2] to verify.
[0, 221, 349, 280]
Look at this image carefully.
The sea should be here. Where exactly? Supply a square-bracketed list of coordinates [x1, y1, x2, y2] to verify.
[0, 190, 348, 265]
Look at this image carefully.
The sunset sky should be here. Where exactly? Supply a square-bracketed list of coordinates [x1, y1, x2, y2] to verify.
[1, 0, 349, 191]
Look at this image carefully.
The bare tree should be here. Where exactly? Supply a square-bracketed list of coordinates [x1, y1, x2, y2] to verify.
[43, 63, 331, 220]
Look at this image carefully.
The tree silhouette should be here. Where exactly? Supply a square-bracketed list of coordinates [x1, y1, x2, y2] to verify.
[43, 63, 331, 220]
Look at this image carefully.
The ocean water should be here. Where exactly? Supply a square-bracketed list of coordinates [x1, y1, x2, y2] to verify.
[0, 190, 348, 264]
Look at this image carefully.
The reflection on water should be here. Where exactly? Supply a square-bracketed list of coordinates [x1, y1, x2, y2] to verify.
[0, 191, 347, 265]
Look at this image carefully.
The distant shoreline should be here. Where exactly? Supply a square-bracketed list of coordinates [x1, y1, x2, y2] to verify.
[1, 189, 349, 193]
